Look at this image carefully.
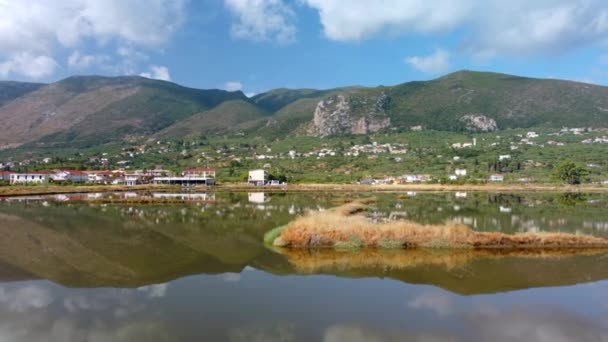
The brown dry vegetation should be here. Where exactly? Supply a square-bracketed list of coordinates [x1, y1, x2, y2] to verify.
[272, 201, 608, 249]
[276, 248, 608, 273]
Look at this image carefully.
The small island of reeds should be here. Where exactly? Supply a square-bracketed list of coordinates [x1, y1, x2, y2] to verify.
[264, 199, 608, 249]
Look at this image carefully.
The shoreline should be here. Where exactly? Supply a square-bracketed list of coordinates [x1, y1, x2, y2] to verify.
[0, 182, 607, 198]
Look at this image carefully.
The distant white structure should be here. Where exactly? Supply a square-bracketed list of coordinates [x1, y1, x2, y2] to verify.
[10, 172, 50, 184]
[489, 174, 505, 182]
[498, 155, 511, 161]
[248, 169, 268, 186]
[125, 174, 142, 186]
[154, 168, 215, 186]
[0, 171, 11, 182]
[51, 170, 88, 183]
[183, 168, 215, 178]
[455, 169, 467, 176]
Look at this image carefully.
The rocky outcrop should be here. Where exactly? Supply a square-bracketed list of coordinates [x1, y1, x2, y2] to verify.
[309, 93, 391, 137]
[460, 114, 498, 132]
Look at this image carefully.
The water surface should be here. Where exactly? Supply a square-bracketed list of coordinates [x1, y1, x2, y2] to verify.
[0, 192, 607, 341]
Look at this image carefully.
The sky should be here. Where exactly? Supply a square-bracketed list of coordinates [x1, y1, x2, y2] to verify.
[2, 0, 608, 95]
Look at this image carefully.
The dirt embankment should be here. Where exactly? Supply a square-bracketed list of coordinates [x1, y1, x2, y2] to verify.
[2, 182, 608, 198]
[266, 200, 608, 249]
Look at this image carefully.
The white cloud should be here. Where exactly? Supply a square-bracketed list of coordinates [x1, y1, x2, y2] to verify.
[304, 0, 472, 41]
[303, 0, 608, 58]
[0, 0, 185, 79]
[224, 0, 296, 44]
[406, 49, 450, 74]
[224, 81, 243, 91]
[67, 51, 111, 70]
[139, 66, 171, 81]
[0, 53, 58, 79]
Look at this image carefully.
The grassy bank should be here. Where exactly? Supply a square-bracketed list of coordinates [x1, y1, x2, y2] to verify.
[268, 201, 608, 249]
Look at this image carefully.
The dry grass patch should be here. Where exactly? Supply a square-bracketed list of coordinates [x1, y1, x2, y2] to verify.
[270, 201, 608, 249]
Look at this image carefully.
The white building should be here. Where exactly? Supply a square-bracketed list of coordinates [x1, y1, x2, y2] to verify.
[489, 174, 504, 182]
[51, 170, 89, 183]
[498, 155, 511, 161]
[182, 168, 215, 178]
[125, 174, 142, 186]
[153, 168, 215, 186]
[249, 169, 268, 186]
[455, 169, 467, 176]
[10, 172, 50, 184]
[0, 171, 12, 182]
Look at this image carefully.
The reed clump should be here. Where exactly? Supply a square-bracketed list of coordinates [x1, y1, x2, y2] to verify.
[269, 201, 608, 249]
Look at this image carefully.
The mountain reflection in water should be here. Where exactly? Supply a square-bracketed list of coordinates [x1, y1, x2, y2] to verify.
[0, 192, 607, 341]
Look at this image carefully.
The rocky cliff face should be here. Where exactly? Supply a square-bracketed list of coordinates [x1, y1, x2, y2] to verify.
[460, 114, 498, 132]
[308, 93, 391, 137]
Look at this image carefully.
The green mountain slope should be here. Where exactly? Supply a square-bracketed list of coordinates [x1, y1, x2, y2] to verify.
[383, 70, 608, 131]
[157, 99, 270, 138]
[251, 88, 336, 112]
[0, 81, 45, 107]
[0, 76, 248, 148]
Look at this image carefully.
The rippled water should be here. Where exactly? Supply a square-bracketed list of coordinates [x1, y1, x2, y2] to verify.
[0, 192, 607, 341]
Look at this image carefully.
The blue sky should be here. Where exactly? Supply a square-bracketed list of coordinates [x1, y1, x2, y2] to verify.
[1, 1, 608, 95]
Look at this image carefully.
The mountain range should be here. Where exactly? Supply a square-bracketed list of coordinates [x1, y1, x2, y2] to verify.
[1, 70, 608, 150]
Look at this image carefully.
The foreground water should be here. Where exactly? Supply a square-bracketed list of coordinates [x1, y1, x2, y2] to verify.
[0, 191, 607, 341]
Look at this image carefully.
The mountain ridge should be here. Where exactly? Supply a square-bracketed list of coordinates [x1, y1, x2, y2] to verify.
[1, 71, 608, 150]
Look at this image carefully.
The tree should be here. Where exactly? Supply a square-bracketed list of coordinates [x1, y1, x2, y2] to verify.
[553, 160, 589, 185]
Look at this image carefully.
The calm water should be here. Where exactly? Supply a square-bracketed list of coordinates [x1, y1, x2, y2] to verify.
[0, 192, 607, 341]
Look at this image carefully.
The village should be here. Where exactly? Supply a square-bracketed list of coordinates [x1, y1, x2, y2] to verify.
[1, 127, 607, 186]
[0, 168, 283, 187]
[0, 164, 506, 187]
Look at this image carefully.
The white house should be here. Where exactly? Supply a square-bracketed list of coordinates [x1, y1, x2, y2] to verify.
[489, 174, 504, 182]
[124, 174, 142, 186]
[51, 170, 89, 183]
[455, 169, 467, 176]
[499, 155, 511, 161]
[10, 172, 50, 184]
[87, 171, 121, 184]
[182, 168, 215, 178]
[249, 169, 268, 186]
[0, 171, 12, 182]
